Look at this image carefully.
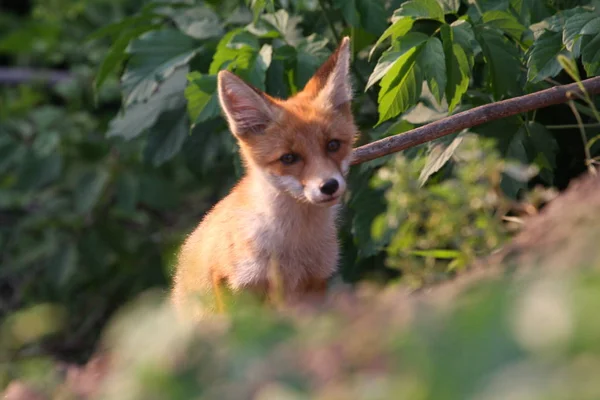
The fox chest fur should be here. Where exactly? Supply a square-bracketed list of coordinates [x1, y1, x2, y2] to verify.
[228, 185, 340, 292]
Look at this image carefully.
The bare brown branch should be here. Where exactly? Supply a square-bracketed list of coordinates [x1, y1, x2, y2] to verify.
[351, 76, 600, 165]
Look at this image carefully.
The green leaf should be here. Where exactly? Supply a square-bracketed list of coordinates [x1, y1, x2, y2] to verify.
[476, 27, 522, 99]
[248, 0, 275, 22]
[481, 10, 527, 40]
[295, 34, 330, 89]
[334, 0, 359, 26]
[582, 34, 600, 76]
[75, 168, 110, 214]
[563, 10, 596, 55]
[122, 29, 200, 106]
[87, 14, 157, 42]
[171, 6, 224, 40]
[525, 121, 557, 171]
[418, 37, 446, 103]
[17, 152, 62, 191]
[441, 24, 470, 111]
[263, 9, 302, 45]
[510, 0, 552, 26]
[391, 0, 445, 23]
[438, 0, 460, 13]
[185, 73, 220, 125]
[47, 239, 77, 288]
[377, 46, 424, 124]
[144, 108, 189, 167]
[244, 44, 273, 90]
[367, 32, 429, 90]
[418, 132, 463, 186]
[527, 30, 565, 83]
[356, 0, 387, 36]
[410, 249, 462, 259]
[116, 171, 139, 213]
[369, 17, 414, 60]
[95, 24, 159, 93]
[107, 67, 188, 140]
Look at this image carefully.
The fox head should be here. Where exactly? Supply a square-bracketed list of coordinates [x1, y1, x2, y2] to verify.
[217, 37, 357, 206]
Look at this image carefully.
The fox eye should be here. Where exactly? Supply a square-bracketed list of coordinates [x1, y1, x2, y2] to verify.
[280, 153, 299, 165]
[327, 139, 341, 152]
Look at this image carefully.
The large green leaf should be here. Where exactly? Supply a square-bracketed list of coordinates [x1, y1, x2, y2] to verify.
[144, 108, 189, 167]
[582, 33, 600, 76]
[95, 23, 160, 93]
[366, 32, 429, 90]
[243, 44, 273, 90]
[334, 0, 358, 26]
[121, 29, 200, 106]
[262, 9, 302, 45]
[441, 24, 470, 112]
[356, 0, 387, 36]
[419, 132, 464, 186]
[527, 30, 564, 83]
[476, 27, 522, 99]
[107, 67, 188, 140]
[418, 37, 446, 103]
[295, 34, 330, 89]
[391, 0, 445, 23]
[185, 72, 220, 126]
[562, 10, 597, 55]
[209, 29, 259, 74]
[481, 10, 527, 40]
[377, 46, 423, 124]
[438, 0, 460, 13]
[171, 6, 224, 40]
[369, 17, 414, 60]
[75, 168, 110, 214]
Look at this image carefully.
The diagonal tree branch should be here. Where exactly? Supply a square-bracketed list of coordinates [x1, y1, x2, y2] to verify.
[351, 76, 600, 165]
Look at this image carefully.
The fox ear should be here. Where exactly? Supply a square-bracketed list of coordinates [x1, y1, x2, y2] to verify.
[217, 71, 279, 136]
[304, 36, 352, 110]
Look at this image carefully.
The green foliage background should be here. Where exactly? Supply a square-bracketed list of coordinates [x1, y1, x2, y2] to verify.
[1, 0, 600, 396]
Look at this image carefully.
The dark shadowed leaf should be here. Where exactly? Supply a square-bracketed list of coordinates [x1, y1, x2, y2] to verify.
[122, 29, 200, 106]
[144, 107, 189, 166]
[295, 34, 329, 89]
[107, 67, 188, 140]
[419, 132, 464, 186]
[441, 24, 470, 111]
[476, 27, 522, 99]
[356, 0, 387, 36]
[95, 24, 160, 93]
[482, 10, 527, 40]
[418, 37, 446, 103]
[75, 168, 110, 214]
[172, 6, 224, 39]
[527, 30, 565, 82]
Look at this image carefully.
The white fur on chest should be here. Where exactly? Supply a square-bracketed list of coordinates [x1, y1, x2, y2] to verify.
[230, 202, 340, 291]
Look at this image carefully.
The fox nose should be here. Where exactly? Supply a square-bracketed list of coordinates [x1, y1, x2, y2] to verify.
[320, 178, 339, 196]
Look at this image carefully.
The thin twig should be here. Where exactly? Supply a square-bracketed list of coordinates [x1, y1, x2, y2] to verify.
[546, 122, 600, 130]
[351, 76, 600, 165]
[567, 99, 596, 175]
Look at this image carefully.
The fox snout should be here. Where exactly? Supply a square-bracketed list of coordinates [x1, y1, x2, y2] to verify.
[305, 173, 346, 205]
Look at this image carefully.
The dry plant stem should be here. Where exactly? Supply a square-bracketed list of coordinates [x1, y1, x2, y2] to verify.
[351, 76, 600, 165]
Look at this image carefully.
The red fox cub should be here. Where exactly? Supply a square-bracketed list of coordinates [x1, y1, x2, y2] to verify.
[172, 37, 357, 318]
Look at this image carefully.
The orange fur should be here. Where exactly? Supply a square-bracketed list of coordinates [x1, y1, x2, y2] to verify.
[172, 37, 358, 319]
